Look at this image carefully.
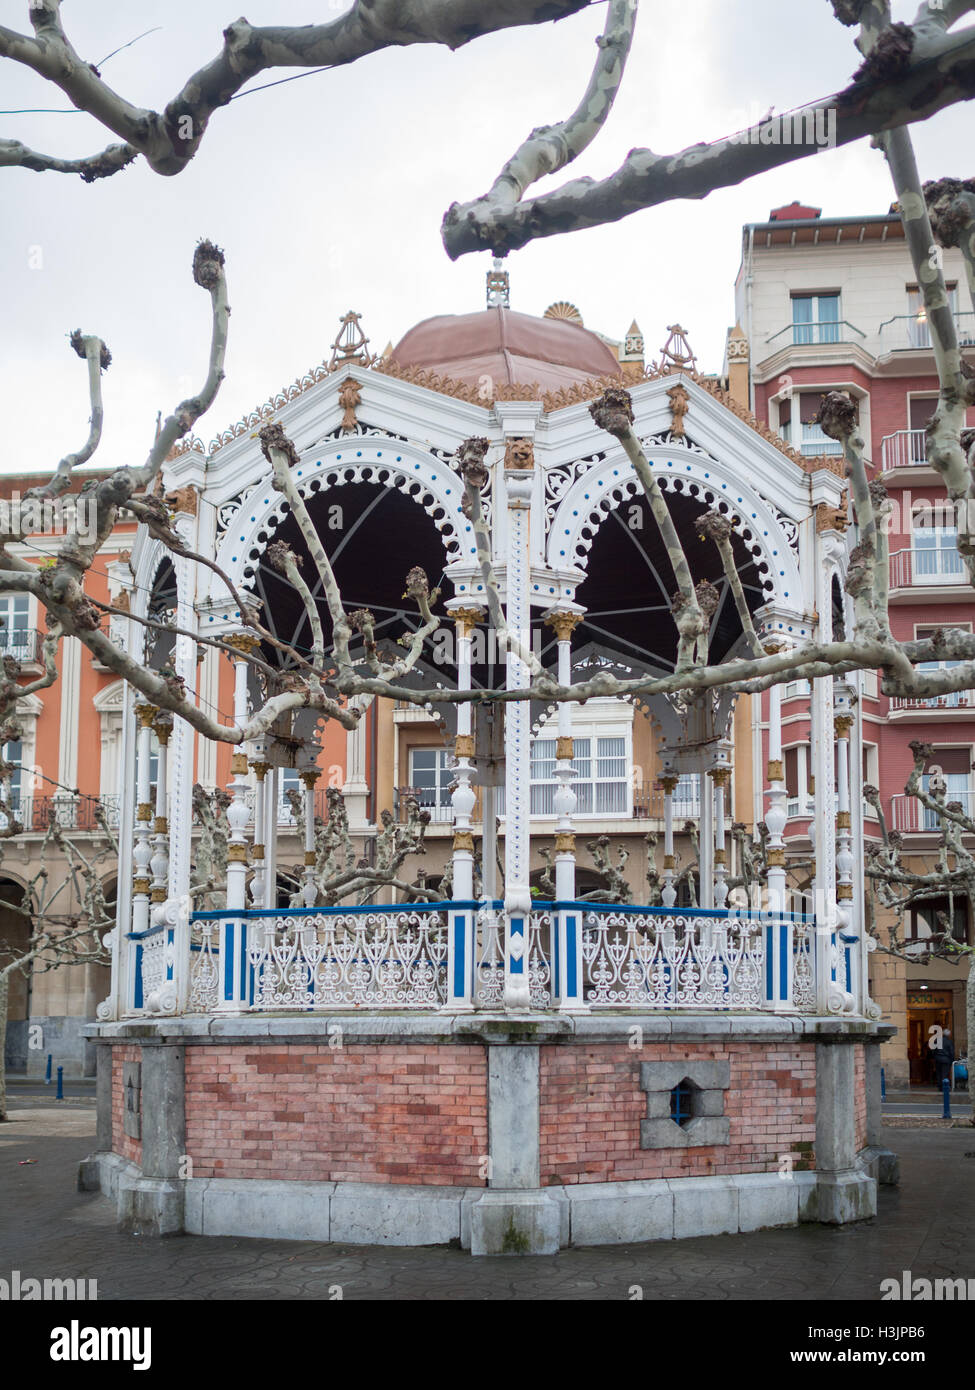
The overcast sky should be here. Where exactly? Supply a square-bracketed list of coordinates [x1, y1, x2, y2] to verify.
[1, 0, 971, 475]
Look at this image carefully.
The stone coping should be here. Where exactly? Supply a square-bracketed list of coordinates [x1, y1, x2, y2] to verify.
[84, 1013, 895, 1046]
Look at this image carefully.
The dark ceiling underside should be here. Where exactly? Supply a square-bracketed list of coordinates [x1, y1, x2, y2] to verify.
[244, 484, 769, 691]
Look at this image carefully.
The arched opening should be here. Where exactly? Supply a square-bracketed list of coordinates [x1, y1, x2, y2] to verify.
[0, 876, 32, 1074]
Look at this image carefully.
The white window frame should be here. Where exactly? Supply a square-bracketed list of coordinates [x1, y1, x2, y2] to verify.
[529, 699, 633, 820]
[791, 292, 841, 345]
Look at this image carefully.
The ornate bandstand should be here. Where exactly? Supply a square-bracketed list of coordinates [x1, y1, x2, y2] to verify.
[81, 289, 896, 1254]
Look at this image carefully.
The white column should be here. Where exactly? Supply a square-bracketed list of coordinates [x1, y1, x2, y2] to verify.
[503, 460, 534, 1010]
[263, 767, 279, 909]
[449, 608, 481, 904]
[220, 636, 255, 1010]
[710, 765, 731, 909]
[301, 769, 319, 907]
[131, 704, 156, 946]
[149, 715, 171, 909]
[546, 610, 584, 1009]
[249, 760, 269, 907]
[834, 683, 857, 1009]
[660, 773, 678, 907]
[699, 767, 714, 909]
[342, 695, 371, 829]
[764, 678, 788, 915]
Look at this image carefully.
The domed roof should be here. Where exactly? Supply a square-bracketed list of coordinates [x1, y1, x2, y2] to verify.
[388, 307, 620, 393]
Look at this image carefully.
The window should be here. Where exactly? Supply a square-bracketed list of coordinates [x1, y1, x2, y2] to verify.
[908, 895, 969, 945]
[912, 519, 964, 583]
[920, 746, 971, 829]
[530, 735, 629, 816]
[792, 293, 840, 345]
[278, 766, 302, 824]
[907, 284, 958, 349]
[673, 771, 700, 818]
[915, 625, 971, 708]
[781, 391, 847, 456]
[0, 737, 22, 828]
[0, 595, 31, 664]
[408, 748, 453, 816]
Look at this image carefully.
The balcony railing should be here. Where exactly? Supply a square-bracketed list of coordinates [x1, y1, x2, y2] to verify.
[766, 320, 866, 348]
[880, 429, 929, 471]
[889, 546, 967, 589]
[0, 629, 42, 665]
[160, 901, 820, 1016]
[879, 312, 975, 352]
[889, 790, 975, 833]
[0, 794, 121, 832]
[242, 787, 332, 827]
[397, 785, 711, 825]
[889, 688, 975, 714]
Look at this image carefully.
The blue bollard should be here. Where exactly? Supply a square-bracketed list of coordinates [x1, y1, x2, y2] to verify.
[880, 1066, 886, 1102]
[942, 1077, 951, 1119]
[56, 1065, 63, 1101]
[44, 1054, 52, 1085]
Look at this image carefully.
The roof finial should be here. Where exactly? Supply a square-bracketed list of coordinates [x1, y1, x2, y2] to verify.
[328, 310, 373, 369]
[486, 256, 510, 310]
[660, 324, 697, 371]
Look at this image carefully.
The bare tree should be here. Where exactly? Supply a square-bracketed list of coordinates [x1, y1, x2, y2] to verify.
[864, 742, 975, 1123]
[0, 816, 115, 1120]
[5, 1, 975, 269]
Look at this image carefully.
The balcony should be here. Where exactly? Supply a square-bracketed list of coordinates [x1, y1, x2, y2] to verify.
[396, 784, 709, 826]
[766, 320, 866, 349]
[880, 429, 929, 472]
[888, 546, 968, 596]
[0, 794, 121, 833]
[0, 628, 43, 668]
[879, 312, 975, 354]
[889, 789, 975, 833]
[889, 687, 975, 717]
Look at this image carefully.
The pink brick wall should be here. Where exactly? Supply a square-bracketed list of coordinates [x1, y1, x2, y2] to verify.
[539, 1043, 816, 1184]
[183, 1044, 488, 1185]
[855, 1045, 868, 1152]
[112, 1044, 143, 1166]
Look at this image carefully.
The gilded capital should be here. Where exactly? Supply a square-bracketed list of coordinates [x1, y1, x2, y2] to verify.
[455, 734, 475, 760]
[453, 830, 475, 854]
[135, 703, 157, 728]
[451, 607, 484, 639]
[224, 632, 260, 658]
[554, 832, 576, 854]
[545, 611, 583, 643]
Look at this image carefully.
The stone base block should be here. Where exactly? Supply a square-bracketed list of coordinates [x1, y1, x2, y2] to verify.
[469, 1191, 562, 1256]
[858, 1145, 900, 1187]
[117, 1175, 185, 1237]
[330, 1182, 465, 1247]
[567, 1180, 673, 1245]
[191, 1179, 334, 1242]
[808, 1169, 876, 1224]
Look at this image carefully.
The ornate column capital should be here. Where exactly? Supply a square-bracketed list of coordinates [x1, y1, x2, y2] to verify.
[450, 606, 485, 639]
[544, 611, 583, 642]
[834, 714, 854, 739]
[135, 703, 157, 728]
[224, 632, 260, 659]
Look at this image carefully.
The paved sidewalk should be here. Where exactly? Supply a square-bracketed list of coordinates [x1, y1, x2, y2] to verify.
[0, 1100, 973, 1301]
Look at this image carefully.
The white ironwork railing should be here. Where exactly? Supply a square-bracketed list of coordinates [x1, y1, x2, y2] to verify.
[155, 902, 821, 1017]
[889, 790, 975, 832]
[246, 909, 450, 1009]
[880, 429, 928, 470]
[889, 547, 966, 588]
[889, 688, 975, 713]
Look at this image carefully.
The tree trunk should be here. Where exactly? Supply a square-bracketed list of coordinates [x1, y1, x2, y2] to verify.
[0, 969, 8, 1122]
[967, 952, 974, 1126]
